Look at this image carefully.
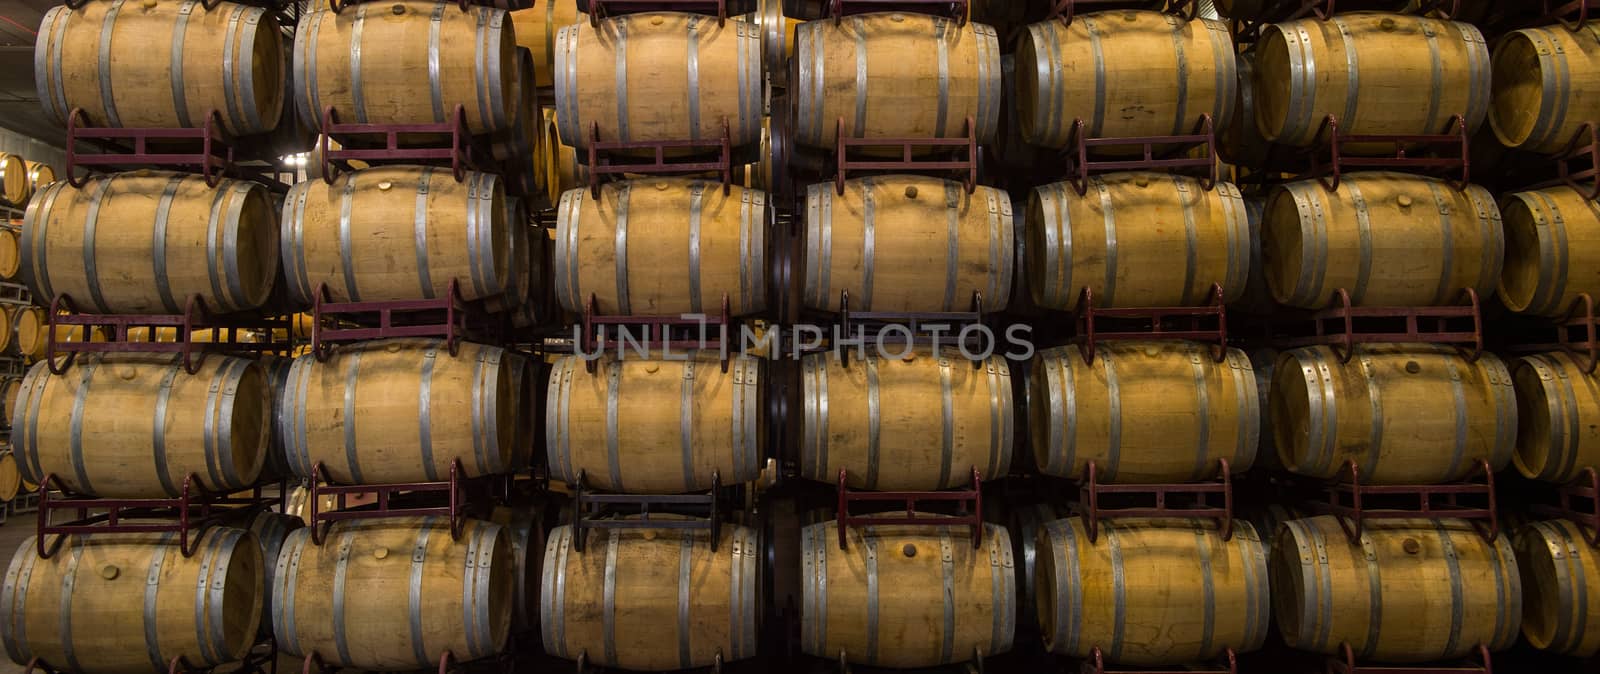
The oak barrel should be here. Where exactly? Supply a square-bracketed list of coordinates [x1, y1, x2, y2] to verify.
[1028, 174, 1250, 311]
[272, 516, 512, 670]
[545, 354, 763, 493]
[1030, 341, 1260, 483]
[1273, 516, 1521, 662]
[0, 452, 18, 502]
[555, 12, 762, 151]
[489, 505, 545, 632]
[0, 376, 18, 426]
[805, 176, 1013, 313]
[553, 178, 768, 316]
[1271, 344, 1516, 484]
[1515, 519, 1600, 657]
[1038, 517, 1270, 665]
[0, 228, 20, 280]
[1500, 185, 1600, 317]
[1016, 11, 1236, 150]
[1, 527, 264, 673]
[278, 338, 526, 484]
[793, 13, 1001, 149]
[22, 172, 280, 314]
[0, 155, 26, 206]
[0, 308, 12, 357]
[543, 108, 588, 207]
[1010, 502, 1068, 631]
[12, 353, 269, 498]
[35, 0, 284, 136]
[1511, 351, 1600, 484]
[800, 349, 1014, 490]
[1254, 14, 1489, 147]
[508, 0, 582, 88]
[1261, 173, 1502, 309]
[25, 163, 53, 196]
[540, 520, 760, 670]
[801, 516, 1014, 667]
[1490, 22, 1600, 153]
[281, 165, 510, 305]
[293, 0, 516, 134]
[258, 354, 295, 480]
[240, 510, 302, 640]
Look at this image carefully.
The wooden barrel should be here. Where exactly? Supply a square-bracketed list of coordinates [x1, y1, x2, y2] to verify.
[1515, 519, 1600, 657]
[1222, 52, 1271, 167]
[294, 0, 515, 134]
[240, 510, 302, 640]
[1017, 11, 1235, 150]
[801, 516, 1014, 667]
[0, 228, 20, 280]
[1273, 516, 1521, 662]
[1499, 185, 1600, 317]
[0, 155, 27, 206]
[0, 451, 18, 502]
[509, 0, 582, 88]
[1242, 503, 1305, 565]
[1, 527, 264, 672]
[1232, 197, 1274, 314]
[800, 350, 1014, 490]
[1261, 173, 1502, 309]
[541, 519, 760, 669]
[22, 172, 280, 315]
[0, 374, 19, 429]
[259, 354, 295, 481]
[1511, 351, 1600, 484]
[1271, 344, 1515, 484]
[282, 165, 510, 305]
[0, 307, 13, 357]
[545, 353, 762, 493]
[792, 13, 1001, 149]
[493, 49, 539, 163]
[35, 0, 283, 135]
[555, 12, 763, 152]
[488, 505, 545, 632]
[805, 177, 1013, 313]
[1254, 14, 1489, 147]
[25, 163, 54, 196]
[553, 178, 768, 316]
[273, 516, 512, 670]
[12, 353, 269, 498]
[1027, 174, 1250, 311]
[278, 338, 525, 484]
[1490, 22, 1600, 153]
[1010, 502, 1068, 631]
[1030, 341, 1259, 483]
[16, 322, 109, 364]
[543, 107, 588, 206]
[1038, 517, 1268, 665]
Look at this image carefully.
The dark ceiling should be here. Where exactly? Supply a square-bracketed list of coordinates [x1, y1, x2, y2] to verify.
[0, 0, 73, 149]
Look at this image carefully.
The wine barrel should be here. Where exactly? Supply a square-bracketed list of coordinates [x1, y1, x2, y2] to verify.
[1, 527, 264, 672]
[1030, 341, 1260, 483]
[278, 338, 525, 484]
[800, 350, 1014, 490]
[489, 505, 545, 632]
[1222, 52, 1271, 167]
[553, 178, 768, 316]
[793, 13, 1001, 149]
[1500, 185, 1600, 317]
[1262, 173, 1502, 309]
[801, 516, 1014, 667]
[0, 307, 13, 357]
[1232, 197, 1274, 314]
[273, 516, 512, 670]
[1273, 516, 1521, 662]
[1272, 345, 1516, 484]
[805, 176, 1013, 313]
[1515, 519, 1600, 657]
[240, 510, 302, 640]
[1242, 503, 1305, 565]
[25, 163, 53, 195]
[492, 49, 539, 163]
[543, 107, 588, 206]
[1038, 517, 1269, 665]
[0, 451, 19, 502]
[1017, 11, 1236, 150]
[545, 353, 762, 493]
[1255, 14, 1489, 147]
[541, 520, 760, 670]
[22, 172, 279, 314]
[555, 12, 762, 151]
[294, 0, 515, 134]
[0, 376, 18, 429]
[1009, 502, 1068, 632]
[1491, 22, 1600, 153]
[12, 353, 269, 498]
[0, 155, 27, 206]
[259, 353, 296, 480]
[484, 196, 529, 314]
[13, 308, 111, 363]
[281, 165, 510, 305]
[1028, 174, 1250, 311]
[0, 228, 20, 280]
[35, 0, 283, 135]
[509, 1, 582, 88]
[1511, 351, 1600, 484]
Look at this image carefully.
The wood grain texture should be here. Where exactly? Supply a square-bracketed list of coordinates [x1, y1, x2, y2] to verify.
[0, 155, 27, 207]
[1499, 185, 1600, 316]
[1037, 517, 1270, 666]
[12, 353, 269, 498]
[1271, 344, 1516, 484]
[1515, 519, 1600, 658]
[1511, 351, 1600, 484]
[1491, 22, 1600, 153]
[1028, 173, 1250, 311]
[1030, 341, 1260, 483]
[540, 520, 760, 670]
[509, 0, 582, 88]
[1273, 515, 1521, 662]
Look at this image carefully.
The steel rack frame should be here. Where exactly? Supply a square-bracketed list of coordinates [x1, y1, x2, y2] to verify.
[1077, 458, 1236, 544]
[1079, 646, 1237, 674]
[568, 468, 724, 553]
[834, 116, 979, 195]
[1073, 283, 1230, 365]
[1532, 467, 1600, 548]
[1309, 459, 1499, 545]
[1059, 114, 1219, 197]
[1505, 293, 1600, 375]
[303, 459, 512, 545]
[316, 104, 498, 184]
[308, 279, 498, 361]
[63, 108, 288, 191]
[835, 467, 984, 550]
[1270, 288, 1484, 364]
[33, 473, 283, 559]
[1326, 643, 1492, 674]
[45, 293, 292, 375]
[579, 293, 737, 373]
[1300, 114, 1472, 193]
